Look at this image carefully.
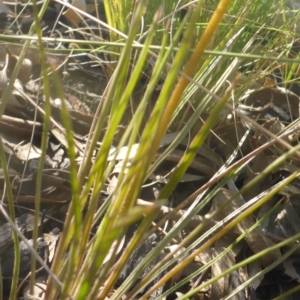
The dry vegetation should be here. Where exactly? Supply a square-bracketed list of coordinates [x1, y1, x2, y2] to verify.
[0, 0, 300, 299]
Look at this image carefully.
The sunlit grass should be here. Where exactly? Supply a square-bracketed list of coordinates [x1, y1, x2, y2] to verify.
[1, 0, 300, 299]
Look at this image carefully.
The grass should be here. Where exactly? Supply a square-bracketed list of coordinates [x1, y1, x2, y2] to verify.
[1, 0, 300, 299]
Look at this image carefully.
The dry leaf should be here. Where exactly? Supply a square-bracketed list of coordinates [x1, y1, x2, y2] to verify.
[23, 275, 47, 300]
[63, 0, 86, 25]
[0, 0, 13, 14]
[6, 47, 32, 84]
[0, 51, 28, 107]
[196, 247, 246, 299]
[43, 231, 60, 263]
[210, 189, 282, 268]
[16, 142, 42, 160]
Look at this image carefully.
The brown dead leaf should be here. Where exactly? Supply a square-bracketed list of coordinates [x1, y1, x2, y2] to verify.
[243, 259, 263, 291]
[267, 199, 300, 239]
[156, 149, 217, 178]
[215, 234, 245, 258]
[283, 257, 300, 284]
[167, 245, 190, 284]
[242, 152, 272, 202]
[0, 54, 27, 107]
[10, 173, 71, 203]
[63, 0, 86, 25]
[196, 247, 246, 299]
[211, 122, 250, 159]
[253, 118, 288, 156]
[43, 231, 60, 263]
[6, 47, 32, 84]
[210, 247, 245, 300]
[210, 189, 282, 269]
[0, 115, 43, 136]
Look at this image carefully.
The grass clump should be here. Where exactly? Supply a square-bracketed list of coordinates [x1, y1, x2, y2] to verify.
[1, 0, 300, 299]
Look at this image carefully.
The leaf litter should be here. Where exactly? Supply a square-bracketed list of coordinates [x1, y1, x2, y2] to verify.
[0, 1, 300, 300]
